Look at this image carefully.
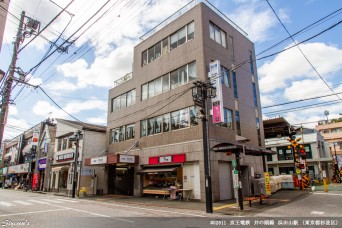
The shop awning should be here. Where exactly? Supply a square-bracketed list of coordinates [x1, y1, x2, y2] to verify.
[137, 167, 178, 174]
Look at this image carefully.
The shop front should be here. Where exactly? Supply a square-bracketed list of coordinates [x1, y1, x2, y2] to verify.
[85, 154, 139, 196]
[50, 152, 74, 193]
[7, 163, 30, 188]
[37, 158, 47, 191]
[138, 153, 200, 200]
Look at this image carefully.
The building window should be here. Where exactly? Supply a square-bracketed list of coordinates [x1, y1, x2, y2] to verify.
[228, 36, 234, 61]
[190, 106, 199, 126]
[209, 22, 227, 47]
[268, 167, 274, 175]
[252, 83, 258, 107]
[249, 50, 254, 75]
[277, 146, 293, 161]
[112, 89, 136, 111]
[142, 50, 147, 66]
[140, 106, 198, 137]
[218, 108, 233, 129]
[162, 37, 168, 55]
[304, 144, 313, 159]
[142, 62, 196, 100]
[235, 111, 241, 136]
[221, 66, 230, 87]
[141, 120, 147, 137]
[57, 139, 62, 151]
[256, 118, 261, 146]
[187, 21, 194, 40]
[232, 71, 238, 99]
[266, 154, 273, 161]
[279, 167, 294, 175]
[111, 124, 135, 143]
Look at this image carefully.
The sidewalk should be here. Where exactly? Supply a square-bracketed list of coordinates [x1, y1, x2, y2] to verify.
[76, 190, 311, 216]
[313, 183, 342, 191]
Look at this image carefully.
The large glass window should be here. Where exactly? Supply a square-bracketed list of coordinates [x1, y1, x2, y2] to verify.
[148, 46, 155, 63]
[163, 113, 170, 132]
[188, 61, 196, 81]
[232, 71, 238, 99]
[178, 27, 186, 46]
[162, 37, 168, 55]
[141, 120, 147, 137]
[210, 22, 227, 47]
[304, 144, 313, 159]
[187, 21, 194, 40]
[114, 128, 119, 142]
[148, 118, 155, 135]
[148, 81, 155, 98]
[170, 69, 179, 89]
[277, 146, 293, 161]
[119, 126, 125, 141]
[155, 42, 161, 59]
[190, 106, 199, 126]
[154, 77, 162, 95]
[120, 93, 127, 109]
[179, 108, 189, 129]
[170, 33, 178, 50]
[229, 36, 234, 61]
[142, 50, 147, 66]
[249, 50, 254, 74]
[220, 108, 233, 129]
[235, 111, 241, 136]
[221, 66, 230, 87]
[179, 65, 187, 85]
[142, 84, 148, 101]
[171, 110, 180, 130]
[279, 167, 294, 175]
[162, 74, 169, 92]
[155, 115, 163, 134]
[126, 124, 135, 140]
[57, 139, 62, 151]
[252, 83, 258, 107]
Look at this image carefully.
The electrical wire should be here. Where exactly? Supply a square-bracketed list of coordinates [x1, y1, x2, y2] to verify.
[265, 0, 342, 102]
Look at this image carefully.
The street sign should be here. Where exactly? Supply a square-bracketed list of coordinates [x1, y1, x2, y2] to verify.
[232, 160, 236, 168]
[264, 172, 271, 195]
[232, 169, 239, 189]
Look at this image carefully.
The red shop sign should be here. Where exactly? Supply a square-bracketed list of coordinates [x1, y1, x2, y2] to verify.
[148, 153, 186, 165]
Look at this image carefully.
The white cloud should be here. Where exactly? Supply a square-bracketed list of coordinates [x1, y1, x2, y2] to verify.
[259, 42, 342, 93]
[85, 116, 107, 125]
[44, 80, 79, 94]
[228, 1, 287, 43]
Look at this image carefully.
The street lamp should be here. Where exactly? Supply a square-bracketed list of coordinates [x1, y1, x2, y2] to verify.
[69, 130, 82, 198]
[192, 81, 216, 213]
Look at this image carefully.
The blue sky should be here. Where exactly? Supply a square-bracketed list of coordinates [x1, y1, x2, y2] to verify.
[0, 0, 341, 140]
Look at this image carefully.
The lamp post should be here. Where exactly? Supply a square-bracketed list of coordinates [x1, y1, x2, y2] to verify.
[192, 81, 216, 213]
[69, 130, 82, 198]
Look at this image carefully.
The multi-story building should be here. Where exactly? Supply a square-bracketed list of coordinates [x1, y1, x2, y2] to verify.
[93, 2, 269, 201]
[316, 118, 342, 168]
[264, 117, 332, 181]
[49, 119, 106, 196]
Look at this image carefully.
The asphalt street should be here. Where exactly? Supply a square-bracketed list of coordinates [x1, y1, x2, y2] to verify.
[0, 189, 230, 228]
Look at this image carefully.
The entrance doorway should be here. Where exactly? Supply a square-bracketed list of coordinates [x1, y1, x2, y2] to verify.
[108, 165, 134, 195]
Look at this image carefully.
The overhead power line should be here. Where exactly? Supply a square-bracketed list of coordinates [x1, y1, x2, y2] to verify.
[265, 0, 342, 102]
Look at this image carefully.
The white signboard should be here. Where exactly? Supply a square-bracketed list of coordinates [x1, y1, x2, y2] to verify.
[8, 163, 30, 174]
[159, 155, 172, 163]
[322, 170, 327, 178]
[119, 155, 135, 163]
[232, 169, 239, 189]
[91, 156, 107, 165]
[209, 60, 223, 124]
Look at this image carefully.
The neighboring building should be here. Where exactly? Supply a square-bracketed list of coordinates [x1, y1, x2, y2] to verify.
[95, 2, 269, 201]
[50, 119, 106, 196]
[264, 117, 332, 180]
[316, 118, 342, 168]
[0, 0, 10, 53]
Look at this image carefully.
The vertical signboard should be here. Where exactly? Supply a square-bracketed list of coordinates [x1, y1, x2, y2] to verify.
[32, 173, 39, 191]
[264, 172, 271, 195]
[209, 60, 223, 124]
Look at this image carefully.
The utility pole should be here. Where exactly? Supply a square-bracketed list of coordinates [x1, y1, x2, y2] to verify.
[0, 11, 25, 148]
[71, 130, 81, 198]
[192, 81, 216, 213]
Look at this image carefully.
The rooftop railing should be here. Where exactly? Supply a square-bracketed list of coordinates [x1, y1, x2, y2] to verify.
[139, 0, 248, 41]
[114, 72, 133, 88]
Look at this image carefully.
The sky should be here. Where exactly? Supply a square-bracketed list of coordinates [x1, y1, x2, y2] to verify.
[0, 0, 341, 140]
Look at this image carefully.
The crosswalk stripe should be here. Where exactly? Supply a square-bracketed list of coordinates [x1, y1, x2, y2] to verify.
[13, 200, 33, 205]
[54, 198, 78, 203]
[40, 199, 64, 204]
[27, 199, 50, 205]
[0, 202, 15, 207]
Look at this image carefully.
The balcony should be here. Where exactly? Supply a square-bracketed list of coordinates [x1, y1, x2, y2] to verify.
[113, 72, 133, 88]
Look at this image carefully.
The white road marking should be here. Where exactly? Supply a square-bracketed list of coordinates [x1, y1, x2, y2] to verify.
[13, 200, 33, 205]
[311, 211, 325, 215]
[314, 192, 342, 196]
[0, 208, 70, 217]
[27, 199, 50, 204]
[53, 198, 79, 203]
[0, 202, 15, 207]
[81, 199, 207, 217]
[40, 199, 64, 204]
